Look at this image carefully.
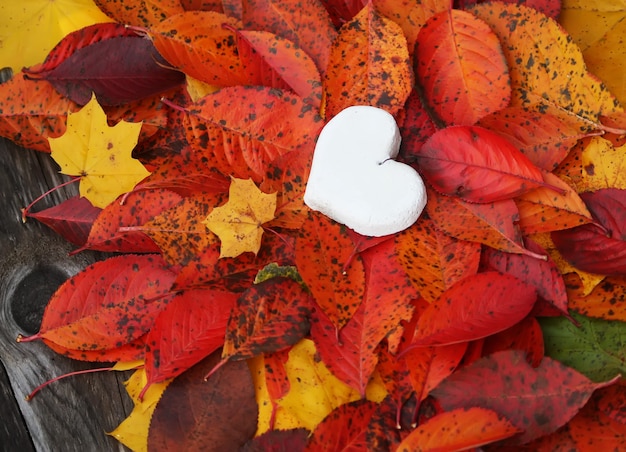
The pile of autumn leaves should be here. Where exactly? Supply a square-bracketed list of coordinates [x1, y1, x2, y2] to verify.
[2, 0, 626, 450]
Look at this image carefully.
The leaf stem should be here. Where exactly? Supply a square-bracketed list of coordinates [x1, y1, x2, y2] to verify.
[25, 366, 114, 401]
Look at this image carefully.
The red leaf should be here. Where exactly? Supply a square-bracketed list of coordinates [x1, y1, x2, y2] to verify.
[417, 126, 550, 202]
[27, 196, 101, 246]
[411, 271, 537, 346]
[43, 334, 146, 362]
[398, 89, 439, 163]
[241, 429, 309, 451]
[552, 189, 626, 275]
[305, 399, 378, 451]
[416, 9, 510, 126]
[94, 0, 185, 28]
[431, 350, 618, 444]
[25, 36, 184, 106]
[482, 238, 569, 316]
[295, 211, 366, 330]
[34, 255, 176, 351]
[77, 189, 182, 254]
[25, 23, 136, 74]
[221, 278, 312, 361]
[482, 316, 545, 367]
[242, 0, 337, 76]
[143, 289, 237, 389]
[311, 241, 417, 394]
[148, 351, 257, 450]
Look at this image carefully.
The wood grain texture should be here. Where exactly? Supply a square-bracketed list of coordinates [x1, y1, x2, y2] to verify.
[0, 136, 132, 451]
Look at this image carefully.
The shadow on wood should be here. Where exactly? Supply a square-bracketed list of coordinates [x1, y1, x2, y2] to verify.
[0, 136, 132, 451]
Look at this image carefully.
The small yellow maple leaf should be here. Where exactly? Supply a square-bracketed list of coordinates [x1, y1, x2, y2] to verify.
[49, 93, 150, 208]
[204, 178, 277, 258]
[108, 367, 171, 452]
[0, 0, 113, 72]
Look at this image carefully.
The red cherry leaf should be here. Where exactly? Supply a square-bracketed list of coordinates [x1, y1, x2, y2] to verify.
[148, 350, 257, 450]
[417, 125, 550, 203]
[482, 316, 545, 367]
[295, 211, 366, 330]
[33, 254, 176, 351]
[25, 36, 184, 106]
[42, 334, 147, 363]
[221, 278, 312, 362]
[398, 89, 439, 163]
[415, 9, 510, 126]
[482, 238, 569, 316]
[552, 189, 626, 276]
[77, 189, 182, 254]
[431, 350, 618, 444]
[411, 271, 537, 346]
[144, 289, 238, 389]
[27, 196, 101, 246]
[305, 399, 378, 451]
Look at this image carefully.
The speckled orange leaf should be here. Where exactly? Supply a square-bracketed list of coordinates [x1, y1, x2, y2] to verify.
[204, 178, 277, 258]
[515, 172, 593, 235]
[477, 106, 596, 171]
[323, 2, 413, 118]
[416, 9, 510, 126]
[95, 0, 185, 28]
[234, 29, 322, 108]
[395, 216, 481, 303]
[373, 0, 449, 57]
[565, 273, 626, 322]
[295, 211, 366, 330]
[0, 73, 79, 152]
[426, 189, 544, 258]
[137, 192, 225, 266]
[470, 2, 622, 122]
[242, 0, 337, 76]
[411, 272, 537, 346]
[221, 278, 313, 361]
[148, 11, 246, 85]
[32, 254, 176, 351]
[397, 407, 520, 451]
[77, 188, 182, 253]
[183, 86, 322, 182]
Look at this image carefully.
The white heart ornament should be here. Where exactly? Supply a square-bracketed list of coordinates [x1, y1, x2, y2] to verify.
[304, 106, 427, 236]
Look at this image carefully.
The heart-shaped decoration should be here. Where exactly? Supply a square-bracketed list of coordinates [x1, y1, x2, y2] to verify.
[304, 106, 427, 236]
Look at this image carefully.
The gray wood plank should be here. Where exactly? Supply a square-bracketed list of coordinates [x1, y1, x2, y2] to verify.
[0, 136, 133, 451]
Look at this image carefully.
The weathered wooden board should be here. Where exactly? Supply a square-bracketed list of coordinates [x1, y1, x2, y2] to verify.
[0, 136, 133, 451]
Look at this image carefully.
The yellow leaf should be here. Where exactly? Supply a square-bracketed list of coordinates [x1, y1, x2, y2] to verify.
[560, 1, 626, 105]
[204, 178, 277, 258]
[579, 136, 626, 191]
[185, 75, 220, 102]
[0, 0, 113, 72]
[250, 339, 387, 436]
[49, 94, 150, 208]
[108, 368, 171, 452]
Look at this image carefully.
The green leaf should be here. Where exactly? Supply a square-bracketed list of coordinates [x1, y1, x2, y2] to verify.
[539, 312, 626, 382]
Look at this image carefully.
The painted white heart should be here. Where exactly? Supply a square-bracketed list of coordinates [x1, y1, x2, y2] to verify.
[304, 105, 427, 236]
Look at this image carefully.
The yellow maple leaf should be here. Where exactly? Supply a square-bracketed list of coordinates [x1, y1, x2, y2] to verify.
[0, 0, 113, 72]
[204, 178, 277, 258]
[249, 339, 387, 436]
[108, 367, 171, 452]
[49, 93, 150, 208]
